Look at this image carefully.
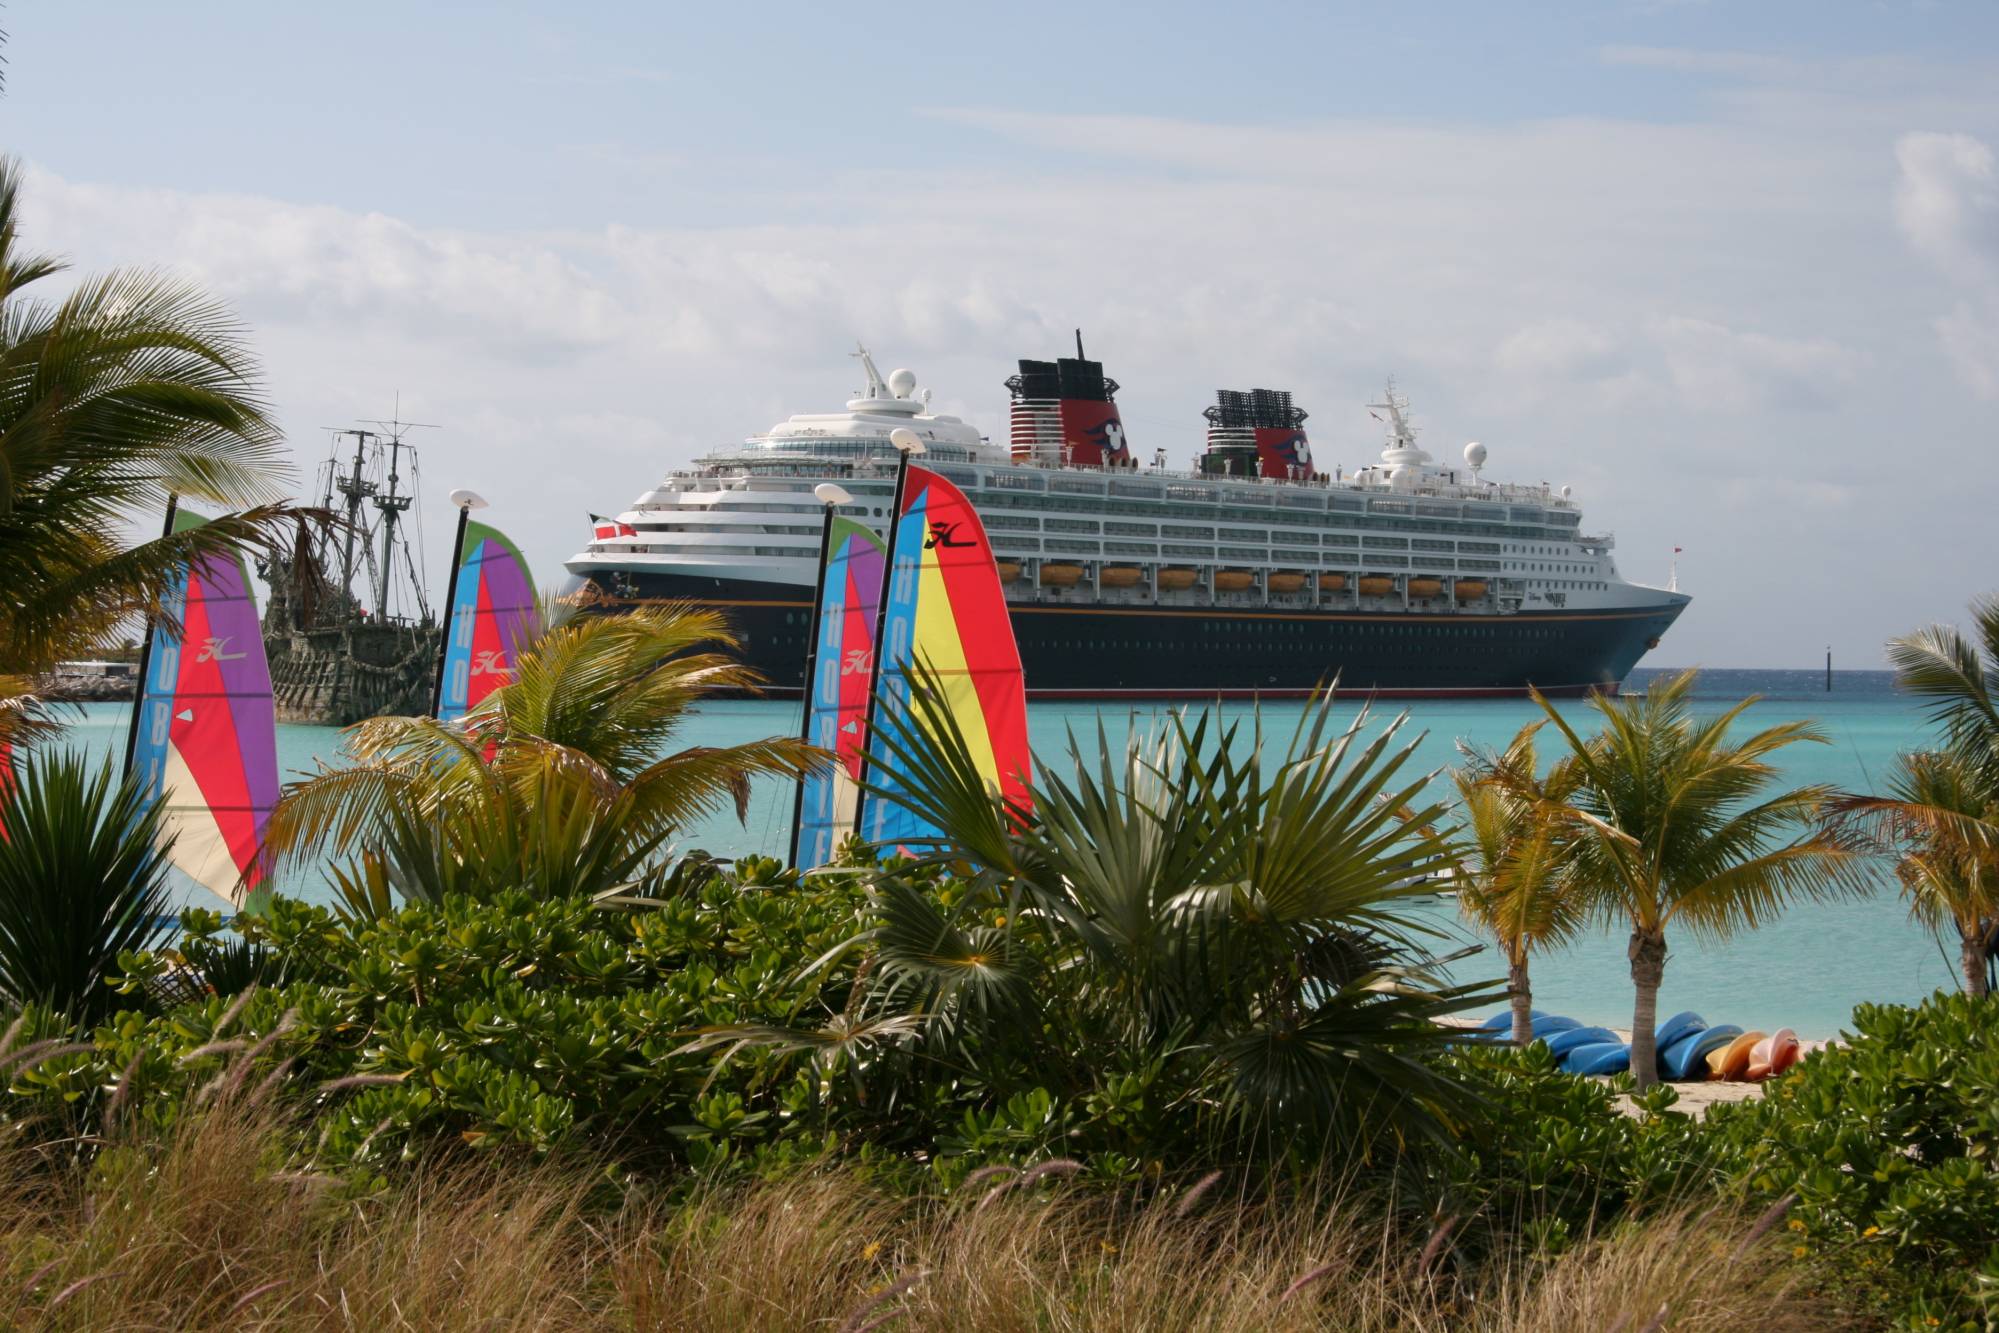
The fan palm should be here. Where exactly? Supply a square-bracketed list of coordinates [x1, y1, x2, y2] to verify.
[783, 675, 1495, 1160]
[0, 750, 177, 1029]
[1532, 670, 1871, 1089]
[263, 604, 822, 906]
[0, 155, 311, 748]
[1452, 722, 1586, 1047]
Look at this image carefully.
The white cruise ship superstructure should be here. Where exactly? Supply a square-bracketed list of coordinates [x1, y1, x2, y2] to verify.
[561, 344, 1688, 697]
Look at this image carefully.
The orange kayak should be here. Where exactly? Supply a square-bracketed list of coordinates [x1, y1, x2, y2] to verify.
[1708, 1030, 1766, 1081]
[1746, 1028, 1799, 1081]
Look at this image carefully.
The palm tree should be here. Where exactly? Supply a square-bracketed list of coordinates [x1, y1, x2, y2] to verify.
[1865, 752, 1998, 996]
[1533, 670, 1871, 1089]
[723, 677, 1497, 1159]
[1828, 598, 1999, 997]
[1452, 722, 1586, 1048]
[264, 604, 822, 906]
[0, 155, 307, 747]
[1887, 596, 1999, 787]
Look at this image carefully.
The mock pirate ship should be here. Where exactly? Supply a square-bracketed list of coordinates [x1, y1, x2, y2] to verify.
[260, 420, 440, 724]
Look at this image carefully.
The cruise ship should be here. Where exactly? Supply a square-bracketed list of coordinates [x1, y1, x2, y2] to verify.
[560, 344, 1689, 698]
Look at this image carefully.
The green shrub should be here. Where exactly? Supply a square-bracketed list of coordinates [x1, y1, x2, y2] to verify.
[1438, 1042, 1715, 1243]
[10, 856, 873, 1171]
[1709, 991, 1999, 1326]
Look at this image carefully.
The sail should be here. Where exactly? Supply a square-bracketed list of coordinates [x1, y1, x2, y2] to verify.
[862, 465, 1032, 849]
[128, 515, 280, 906]
[793, 517, 886, 868]
[438, 521, 539, 722]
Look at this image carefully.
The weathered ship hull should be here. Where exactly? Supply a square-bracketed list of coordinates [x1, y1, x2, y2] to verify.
[265, 622, 437, 726]
[563, 572, 1685, 699]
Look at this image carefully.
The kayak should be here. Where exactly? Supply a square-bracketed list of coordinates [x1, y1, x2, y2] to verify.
[1746, 1028, 1800, 1081]
[1561, 1042, 1631, 1076]
[1660, 1025, 1742, 1081]
[1708, 1030, 1766, 1081]
[1530, 1014, 1582, 1038]
[1654, 1011, 1707, 1051]
[1545, 1026, 1619, 1058]
[1478, 1008, 1549, 1032]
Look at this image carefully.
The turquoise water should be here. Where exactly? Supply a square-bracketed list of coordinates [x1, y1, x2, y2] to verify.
[57, 669, 1951, 1039]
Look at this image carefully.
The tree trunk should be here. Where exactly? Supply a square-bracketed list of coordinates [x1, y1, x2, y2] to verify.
[1961, 925, 1990, 1000]
[1508, 955, 1534, 1048]
[1627, 928, 1668, 1090]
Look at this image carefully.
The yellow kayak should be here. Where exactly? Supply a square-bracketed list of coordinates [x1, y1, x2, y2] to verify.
[1708, 1030, 1766, 1081]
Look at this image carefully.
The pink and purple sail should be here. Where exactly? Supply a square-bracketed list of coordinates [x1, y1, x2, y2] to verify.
[128, 516, 280, 906]
[438, 521, 539, 723]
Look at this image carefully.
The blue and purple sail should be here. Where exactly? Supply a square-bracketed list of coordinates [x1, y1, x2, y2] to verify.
[438, 520, 539, 723]
[792, 517, 886, 868]
[128, 515, 280, 906]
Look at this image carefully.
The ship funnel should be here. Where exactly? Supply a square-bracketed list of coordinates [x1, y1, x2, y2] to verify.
[1201, 388, 1312, 481]
[1005, 351, 1132, 469]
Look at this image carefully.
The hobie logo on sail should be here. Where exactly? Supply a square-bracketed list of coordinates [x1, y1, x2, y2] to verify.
[470, 649, 513, 677]
[924, 520, 975, 550]
[197, 635, 247, 663]
[842, 647, 873, 676]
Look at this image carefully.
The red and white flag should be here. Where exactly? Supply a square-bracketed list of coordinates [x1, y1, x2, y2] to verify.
[591, 513, 637, 540]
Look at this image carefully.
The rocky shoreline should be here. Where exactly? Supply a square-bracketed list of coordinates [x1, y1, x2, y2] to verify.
[36, 673, 137, 703]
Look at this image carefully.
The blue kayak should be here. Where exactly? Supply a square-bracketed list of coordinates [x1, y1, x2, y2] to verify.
[1654, 1011, 1707, 1051]
[1544, 1025, 1619, 1058]
[1561, 1042, 1631, 1075]
[1478, 1008, 1549, 1032]
[1530, 1014, 1582, 1038]
[1660, 1024, 1743, 1081]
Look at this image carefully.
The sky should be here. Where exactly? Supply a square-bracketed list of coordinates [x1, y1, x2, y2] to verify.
[7, 0, 1999, 668]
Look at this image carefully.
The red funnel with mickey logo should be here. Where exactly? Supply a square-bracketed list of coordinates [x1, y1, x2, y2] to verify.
[1006, 339, 1132, 468]
[1202, 388, 1313, 480]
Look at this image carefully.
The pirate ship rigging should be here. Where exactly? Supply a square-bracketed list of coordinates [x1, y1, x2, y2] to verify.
[261, 417, 440, 724]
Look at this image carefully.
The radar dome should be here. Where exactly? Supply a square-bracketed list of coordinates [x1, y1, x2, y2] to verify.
[1560, 485, 1572, 498]
[1463, 441, 1487, 468]
[887, 368, 918, 398]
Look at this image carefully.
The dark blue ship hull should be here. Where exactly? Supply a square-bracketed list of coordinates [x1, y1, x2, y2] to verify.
[563, 571, 1685, 699]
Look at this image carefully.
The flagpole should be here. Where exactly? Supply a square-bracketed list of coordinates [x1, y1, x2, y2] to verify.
[124, 495, 181, 775]
[852, 429, 925, 841]
[789, 483, 853, 868]
[430, 489, 489, 718]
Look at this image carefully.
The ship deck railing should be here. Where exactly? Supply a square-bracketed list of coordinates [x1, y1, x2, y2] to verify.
[682, 449, 1580, 510]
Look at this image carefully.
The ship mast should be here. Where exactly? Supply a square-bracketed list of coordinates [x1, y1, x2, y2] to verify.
[331, 428, 378, 602]
[317, 411, 437, 622]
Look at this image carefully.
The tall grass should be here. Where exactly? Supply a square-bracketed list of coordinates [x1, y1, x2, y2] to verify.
[0, 1103, 1854, 1332]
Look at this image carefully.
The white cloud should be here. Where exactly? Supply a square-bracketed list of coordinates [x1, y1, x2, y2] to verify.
[14, 56, 1999, 667]
[1649, 316, 1862, 413]
[1495, 320, 1627, 381]
[1895, 132, 1999, 279]
[1895, 132, 1999, 398]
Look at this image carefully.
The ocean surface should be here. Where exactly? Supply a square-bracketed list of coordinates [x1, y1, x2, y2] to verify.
[59, 667, 1950, 1040]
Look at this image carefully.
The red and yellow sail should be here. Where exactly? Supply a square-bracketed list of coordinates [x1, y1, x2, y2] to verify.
[861, 465, 1031, 848]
